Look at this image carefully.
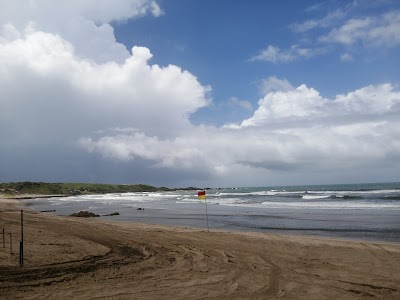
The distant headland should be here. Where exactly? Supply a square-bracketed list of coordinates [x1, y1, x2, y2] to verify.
[0, 181, 201, 197]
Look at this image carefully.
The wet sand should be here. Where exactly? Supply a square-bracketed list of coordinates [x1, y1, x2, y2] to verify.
[1, 196, 400, 299]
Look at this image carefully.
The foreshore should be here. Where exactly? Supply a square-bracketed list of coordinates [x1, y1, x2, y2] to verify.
[1, 196, 400, 299]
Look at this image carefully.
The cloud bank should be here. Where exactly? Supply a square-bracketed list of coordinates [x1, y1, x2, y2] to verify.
[82, 84, 400, 181]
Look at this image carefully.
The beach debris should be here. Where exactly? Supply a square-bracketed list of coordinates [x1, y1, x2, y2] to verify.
[40, 210, 56, 212]
[137, 208, 144, 210]
[103, 212, 120, 216]
[70, 211, 99, 218]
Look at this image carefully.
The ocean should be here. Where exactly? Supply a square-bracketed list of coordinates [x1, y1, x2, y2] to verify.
[25, 182, 400, 243]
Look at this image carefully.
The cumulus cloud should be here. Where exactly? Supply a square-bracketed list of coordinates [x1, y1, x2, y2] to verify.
[0, 1, 214, 185]
[0, 28, 210, 146]
[0, 0, 164, 63]
[80, 83, 400, 184]
[0, 0, 163, 25]
[237, 85, 324, 127]
[237, 83, 400, 128]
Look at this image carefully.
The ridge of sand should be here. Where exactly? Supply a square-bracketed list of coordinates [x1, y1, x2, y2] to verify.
[1, 196, 399, 299]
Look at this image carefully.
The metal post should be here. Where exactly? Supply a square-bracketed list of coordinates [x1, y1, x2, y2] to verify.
[20, 210, 23, 266]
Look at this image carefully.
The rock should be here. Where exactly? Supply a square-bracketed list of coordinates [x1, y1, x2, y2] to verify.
[103, 212, 120, 216]
[70, 211, 99, 217]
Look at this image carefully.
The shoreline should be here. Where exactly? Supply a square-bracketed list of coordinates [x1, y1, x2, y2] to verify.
[9, 193, 400, 244]
[2, 193, 65, 199]
[1, 196, 400, 299]
[26, 195, 400, 245]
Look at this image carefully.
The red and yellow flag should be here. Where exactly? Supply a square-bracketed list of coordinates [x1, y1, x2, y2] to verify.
[198, 190, 206, 200]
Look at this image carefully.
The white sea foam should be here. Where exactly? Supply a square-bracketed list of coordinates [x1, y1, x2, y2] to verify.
[211, 190, 304, 197]
[260, 201, 400, 210]
[45, 187, 400, 212]
[175, 199, 202, 204]
[302, 195, 332, 200]
[210, 197, 247, 205]
[303, 189, 399, 196]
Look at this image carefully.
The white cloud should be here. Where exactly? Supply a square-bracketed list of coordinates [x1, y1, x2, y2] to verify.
[227, 97, 253, 111]
[150, 0, 164, 17]
[320, 11, 400, 48]
[284, 5, 400, 63]
[250, 45, 322, 63]
[0, 28, 211, 146]
[2, 21, 398, 185]
[334, 83, 400, 114]
[340, 53, 353, 61]
[250, 45, 292, 63]
[1, 0, 400, 186]
[0, 0, 162, 26]
[321, 17, 372, 44]
[80, 83, 400, 184]
[0, 23, 20, 43]
[237, 85, 324, 128]
[258, 76, 294, 94]
[237, 83, 400, 128]
[291, 8, 348, 33]
[291, 1, 392, 34]
[0, 0, 164, 63]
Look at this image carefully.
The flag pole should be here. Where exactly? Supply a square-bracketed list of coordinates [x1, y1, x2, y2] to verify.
[198, 190, 210, 232]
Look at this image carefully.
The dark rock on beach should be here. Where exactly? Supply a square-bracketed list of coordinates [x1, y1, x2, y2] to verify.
[103, 212, 120, 216]
[70, 211, 99, 218]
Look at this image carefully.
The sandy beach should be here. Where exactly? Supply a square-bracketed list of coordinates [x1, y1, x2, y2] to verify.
[1, 196, 400, 299]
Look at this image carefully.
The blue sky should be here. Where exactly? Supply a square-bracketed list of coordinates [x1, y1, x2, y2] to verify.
[0, 0, 400, 187]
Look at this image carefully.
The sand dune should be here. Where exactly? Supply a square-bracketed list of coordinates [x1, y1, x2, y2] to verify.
[1, 197, 399, 299]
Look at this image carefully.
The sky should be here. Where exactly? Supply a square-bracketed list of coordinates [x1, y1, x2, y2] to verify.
[0, 0, 399, 188]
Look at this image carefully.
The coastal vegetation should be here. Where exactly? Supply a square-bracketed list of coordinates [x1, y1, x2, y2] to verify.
[0, 181, 195, 196]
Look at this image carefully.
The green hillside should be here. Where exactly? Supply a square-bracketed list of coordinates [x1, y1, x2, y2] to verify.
[0, 181, 173, 196]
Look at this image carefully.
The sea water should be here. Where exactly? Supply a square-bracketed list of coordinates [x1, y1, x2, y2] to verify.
[25, 182, 400, 243]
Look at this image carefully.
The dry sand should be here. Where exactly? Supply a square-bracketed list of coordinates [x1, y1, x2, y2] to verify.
[1, 196, 399, 300]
